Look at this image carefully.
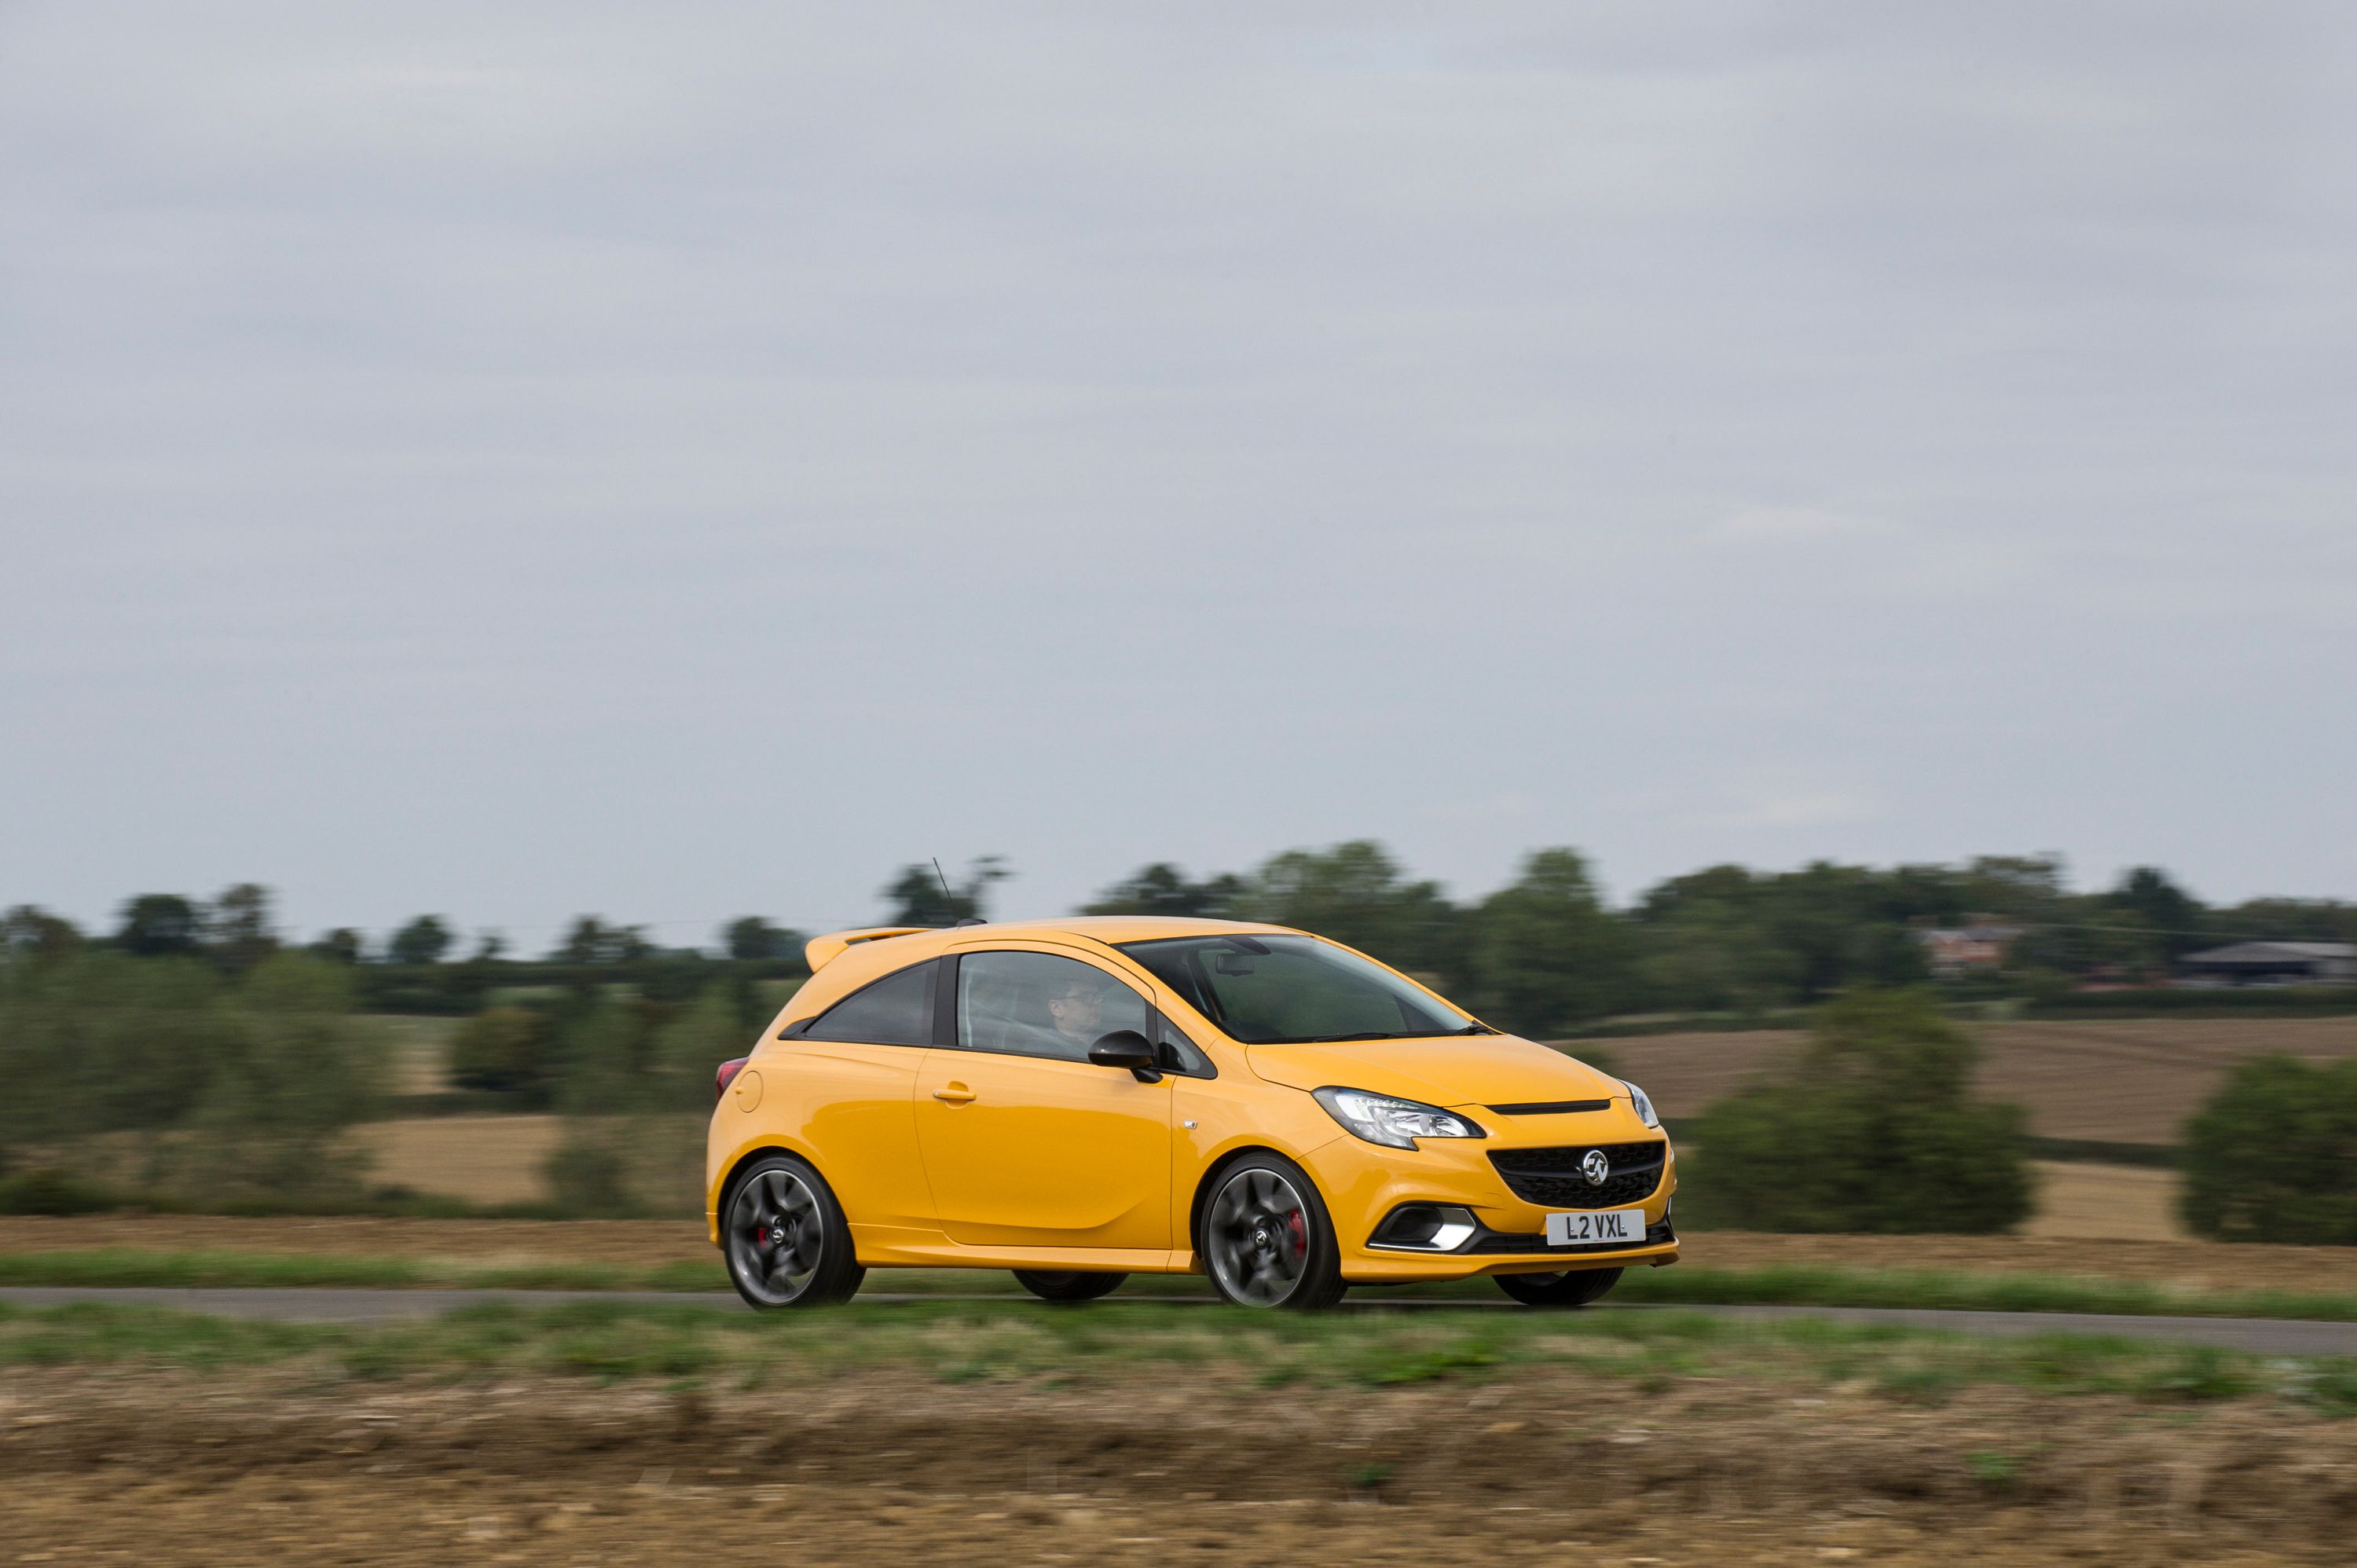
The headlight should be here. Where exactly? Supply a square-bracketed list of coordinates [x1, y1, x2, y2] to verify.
[1623, 1079, 1660, 1130]
[1313, 1086, 1486, 1150]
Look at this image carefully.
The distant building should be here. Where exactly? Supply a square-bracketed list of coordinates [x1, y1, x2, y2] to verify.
[2177, 942, 2357, 987]
[1914, 925, 2021, 976]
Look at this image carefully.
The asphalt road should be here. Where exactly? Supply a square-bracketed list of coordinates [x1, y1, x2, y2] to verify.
[6, 1286, 2357, 1354]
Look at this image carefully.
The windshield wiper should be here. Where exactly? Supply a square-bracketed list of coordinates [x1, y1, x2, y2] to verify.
[1447, 1024, 1499, 1035]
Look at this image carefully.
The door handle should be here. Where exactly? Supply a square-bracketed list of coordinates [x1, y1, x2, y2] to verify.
[933, 1083, 976, 1104]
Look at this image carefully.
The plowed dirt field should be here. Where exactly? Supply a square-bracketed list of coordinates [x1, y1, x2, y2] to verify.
[5, 1365, 2354, 1566]
[1596, 1016, 2357, 1145]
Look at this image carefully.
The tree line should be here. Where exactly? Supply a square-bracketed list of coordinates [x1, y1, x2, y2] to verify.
[8, 844, 2357, 1038]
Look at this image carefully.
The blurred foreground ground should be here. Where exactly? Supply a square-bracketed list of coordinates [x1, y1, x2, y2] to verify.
[5, 1364, 2351, 1566]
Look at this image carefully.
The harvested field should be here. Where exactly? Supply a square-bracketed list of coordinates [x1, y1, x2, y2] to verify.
[5, 1216, 2353, 1295]
[1591, 1015, 2357, 1145]
[354, 1114, 562, 1205]
[5, 1361, 2357, 1565]
[2025, 1161, 2183, 1242]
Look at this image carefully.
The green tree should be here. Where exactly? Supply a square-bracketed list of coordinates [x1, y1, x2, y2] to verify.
[0, 951, 227, 1145]
[550, 915, 651, 965]
[445, 1006, 556, 1099]
[2110, 866, 2206, 959]
[388, 915, 454, 966]
[651, 984, 746, 1111]
[1084, 863, 1248, 918]
[1638, 899, 1795, 1015]
[615, 983, 755, 1215]
[1464, 848, 1635, 1036]
[551, 997, 653, 1116]
[154, 954, 379, 1198]
[2213, 898, 2357, 947]
[1244, 841, 1461, 977]
[206, 883, 279, 973]
[307, 928, 366, 964]
[113, 894, 203, 958]
[1683, 988, 2035, 1233]
[530, 984, 753, 1215]
[2, 905, 82, 965]
[885, 856, 1010, 925]
[1629, 860, 1941, 1009]
[2180, 1057, 2357, 1244]
[723, 916, 803, 962]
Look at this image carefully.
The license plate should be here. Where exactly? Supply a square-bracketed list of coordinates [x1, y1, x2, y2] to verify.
[1543, 1208, 1648, 1246]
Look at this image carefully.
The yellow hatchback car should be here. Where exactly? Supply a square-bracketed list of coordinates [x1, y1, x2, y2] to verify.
[707, 918, 1676, 1310]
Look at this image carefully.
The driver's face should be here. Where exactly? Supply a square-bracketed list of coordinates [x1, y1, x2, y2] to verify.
[1047, 984, 1102, 1037]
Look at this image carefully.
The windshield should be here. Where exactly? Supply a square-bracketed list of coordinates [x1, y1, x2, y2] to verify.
[1116, 933, 1493, 1045]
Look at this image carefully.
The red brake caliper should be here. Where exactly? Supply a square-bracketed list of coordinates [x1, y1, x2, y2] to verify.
[1285, 1207, 1307, 1262]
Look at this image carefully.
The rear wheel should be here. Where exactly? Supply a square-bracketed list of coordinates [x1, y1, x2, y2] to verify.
[1198, 1154, 1346, 1310]
[1012, 1269, 1127, 1302]
[723, 1154, 865, 1308]
[1494, 1266, 1622, 1307]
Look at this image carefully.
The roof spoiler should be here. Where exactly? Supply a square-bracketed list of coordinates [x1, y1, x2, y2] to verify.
[804, 926, 929, 973]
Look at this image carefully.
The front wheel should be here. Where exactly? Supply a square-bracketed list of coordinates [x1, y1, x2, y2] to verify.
[723, 1153, 865, 1308]
[1494, 1266, 1622, 1307]
[1012, 1269, 1127, 1303]
[1198, 1154, 1347, 1310]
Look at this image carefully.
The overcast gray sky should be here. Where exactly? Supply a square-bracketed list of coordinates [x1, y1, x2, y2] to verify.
[4, 2, 2353, 949]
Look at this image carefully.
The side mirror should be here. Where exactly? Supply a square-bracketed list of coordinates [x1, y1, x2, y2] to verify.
[1087, 1030, 1162, 1083]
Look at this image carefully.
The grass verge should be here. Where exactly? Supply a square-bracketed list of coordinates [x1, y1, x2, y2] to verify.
[3, 1294, 2355, 1416]
[8, 1250, 2357, 1325]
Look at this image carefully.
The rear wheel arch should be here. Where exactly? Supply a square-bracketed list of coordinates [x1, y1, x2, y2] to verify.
[719, 1141, 823, 1216]
[720, 1149, 864, 1308]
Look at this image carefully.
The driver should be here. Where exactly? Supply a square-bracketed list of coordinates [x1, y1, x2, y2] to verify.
[1045, 975, 1106, 1053]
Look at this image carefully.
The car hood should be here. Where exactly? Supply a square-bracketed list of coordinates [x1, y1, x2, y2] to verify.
[1244, 1033, 1626, 1110]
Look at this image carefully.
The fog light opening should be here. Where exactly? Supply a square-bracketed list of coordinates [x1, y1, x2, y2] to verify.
[1370, 1203, 1479, 1252]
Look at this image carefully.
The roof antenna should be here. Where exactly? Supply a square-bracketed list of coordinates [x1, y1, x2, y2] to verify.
[935, 855, 988, 927]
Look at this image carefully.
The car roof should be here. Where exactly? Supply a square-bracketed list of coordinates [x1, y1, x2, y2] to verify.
[784, 916, 1301, 1027]
[800, 915, 1296, 980]
[944, 915, 1292, 945]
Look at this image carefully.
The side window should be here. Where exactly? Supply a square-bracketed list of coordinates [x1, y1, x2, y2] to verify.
[958, 951, 1150, 1063]
[802, 960, 937, 1048]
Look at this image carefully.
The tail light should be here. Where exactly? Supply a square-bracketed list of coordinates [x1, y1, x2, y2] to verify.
[715, 1057, 750, 1102]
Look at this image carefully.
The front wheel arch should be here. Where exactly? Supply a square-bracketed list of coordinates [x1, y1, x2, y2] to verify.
[1186, 1144, 1307, 1269]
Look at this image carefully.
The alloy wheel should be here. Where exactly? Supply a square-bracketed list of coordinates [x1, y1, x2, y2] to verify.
[1205, 1167, 1313, 1306]
[728, 1167, 826, 1305]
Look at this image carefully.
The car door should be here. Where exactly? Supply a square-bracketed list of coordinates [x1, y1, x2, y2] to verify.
[914, 945, 1174, 1250]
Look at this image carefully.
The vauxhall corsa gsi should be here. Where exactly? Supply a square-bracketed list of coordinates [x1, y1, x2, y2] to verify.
[707, 918, 1677, 1310]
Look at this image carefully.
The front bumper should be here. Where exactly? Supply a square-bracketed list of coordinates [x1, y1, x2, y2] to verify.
[1303, 1117, 1681, 1283]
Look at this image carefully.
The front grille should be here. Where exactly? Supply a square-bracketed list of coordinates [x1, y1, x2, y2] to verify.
[1487, 1141, 1666, 1208]
[1470, 1219, 1676, 1255]
[1485, 1099, 1610, 1116]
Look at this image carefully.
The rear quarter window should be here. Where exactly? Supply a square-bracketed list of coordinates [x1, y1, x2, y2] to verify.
[799, 960, 937, 1048]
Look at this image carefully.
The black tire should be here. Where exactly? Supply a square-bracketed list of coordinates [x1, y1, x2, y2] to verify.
[1012, 1269, 1127, 1303]
[1494, 1266, 1622, 1307]
[721, 1153, 865, 1308]
[1197, 1152, 1347, 1310]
